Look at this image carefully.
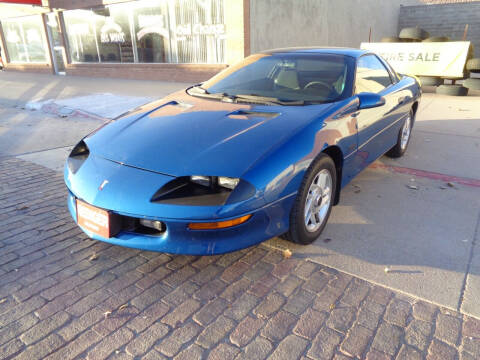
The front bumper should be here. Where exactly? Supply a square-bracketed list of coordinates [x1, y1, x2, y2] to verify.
[67, 190, 295, 255]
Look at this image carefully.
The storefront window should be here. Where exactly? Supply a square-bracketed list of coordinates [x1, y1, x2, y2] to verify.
[63, 10, 99, 62]
[62, 0, 226, 64]
[2, 15, 48, 63]
[171, 0, 225, 64]
[132, 2, 169, 63]
[94, 7, 135, 63]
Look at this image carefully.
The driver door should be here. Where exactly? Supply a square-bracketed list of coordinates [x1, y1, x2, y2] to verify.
[354, 55, 398, 169]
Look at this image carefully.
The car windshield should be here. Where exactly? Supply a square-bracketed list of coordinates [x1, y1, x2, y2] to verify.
[196, 53, 355, 104]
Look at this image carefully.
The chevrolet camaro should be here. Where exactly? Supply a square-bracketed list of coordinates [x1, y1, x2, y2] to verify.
[64, 48, 421, 255]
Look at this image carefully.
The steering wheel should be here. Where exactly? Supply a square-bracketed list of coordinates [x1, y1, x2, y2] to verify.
[304, 81, 333, 92]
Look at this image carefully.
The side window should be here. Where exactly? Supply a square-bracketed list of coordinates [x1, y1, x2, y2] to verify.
[382, 58, 400, 83]
[355, 55, 393, 94]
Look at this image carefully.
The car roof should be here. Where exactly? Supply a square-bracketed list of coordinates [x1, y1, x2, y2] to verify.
[261, 47, 369, 58]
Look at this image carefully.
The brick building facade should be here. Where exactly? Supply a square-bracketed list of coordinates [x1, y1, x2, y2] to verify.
[0, 0, 247, 81]
[0, 0, 478, 81]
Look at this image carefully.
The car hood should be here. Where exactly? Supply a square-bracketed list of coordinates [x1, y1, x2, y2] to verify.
[86, 91, 334, 178]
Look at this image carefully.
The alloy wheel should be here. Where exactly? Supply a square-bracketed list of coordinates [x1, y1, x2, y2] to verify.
[400, 116, 411, 150]
[304, 169, 333, 233]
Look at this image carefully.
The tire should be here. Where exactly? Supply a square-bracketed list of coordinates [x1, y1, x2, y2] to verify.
[422, 36, 450, 42]
[283, 154, 336, 245]
[467, 44, 475, 60]
[442, 76, 468, 81]
[381, 37, 402, 43]
[464, 78, 480, 90]
[419, 76, 443, 87]
[386, 110, 414, 158]
[399, 27, 430, 41]
[436, 84, 469, 96]
[463, 46, 475, 75]
[466, 58, 480, 73]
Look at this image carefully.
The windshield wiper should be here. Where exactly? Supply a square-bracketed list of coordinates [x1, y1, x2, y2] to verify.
[232, 94, 305, 106]
[187, 86, 239, 102]
[187, 84, 211, 95]
[187, 89, 307, 106]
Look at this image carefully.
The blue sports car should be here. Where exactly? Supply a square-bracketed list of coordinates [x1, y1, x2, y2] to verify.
[65, 47, 421, 255]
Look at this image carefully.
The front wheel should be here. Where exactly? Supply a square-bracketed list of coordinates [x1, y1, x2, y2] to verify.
[386, 110, 413, 158]
[283, 154, 336, 245]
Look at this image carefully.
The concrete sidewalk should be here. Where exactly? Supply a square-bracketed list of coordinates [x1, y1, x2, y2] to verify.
[269, 91, 480, 318]
[0, 71, 189, 109]
[0, 71, 188, 169]
[0, 71, 188, 120]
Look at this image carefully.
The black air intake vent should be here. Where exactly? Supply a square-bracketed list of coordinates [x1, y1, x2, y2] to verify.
[68, 141, 90, 174]
[228, 110, 280, 118]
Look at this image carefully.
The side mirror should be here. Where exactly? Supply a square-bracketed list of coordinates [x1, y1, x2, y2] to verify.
[357, 92, 386, 110]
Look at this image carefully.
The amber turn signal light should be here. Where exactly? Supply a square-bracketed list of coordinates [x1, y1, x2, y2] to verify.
[188, 214, 252, 230]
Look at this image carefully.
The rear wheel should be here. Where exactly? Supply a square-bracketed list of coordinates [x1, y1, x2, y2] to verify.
[386, 110, 413, 158]
[283, 154, 336, 245]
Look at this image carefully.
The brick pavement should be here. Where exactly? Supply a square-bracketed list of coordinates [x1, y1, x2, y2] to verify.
[0, 156, 479, 360]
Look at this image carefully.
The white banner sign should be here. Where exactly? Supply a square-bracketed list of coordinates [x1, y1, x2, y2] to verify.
[360, 42, 471, 78]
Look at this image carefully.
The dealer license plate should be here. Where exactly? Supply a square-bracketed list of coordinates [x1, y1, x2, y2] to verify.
[76, 199, 113, 238]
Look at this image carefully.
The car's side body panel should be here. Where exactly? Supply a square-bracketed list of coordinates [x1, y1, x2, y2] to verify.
[351, 76, 419, 174]
[244, 97, 359, 205]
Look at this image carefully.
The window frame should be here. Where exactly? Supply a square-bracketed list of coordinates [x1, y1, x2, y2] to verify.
[354, 53, 396, 95]
[1, 14, 50, 64]
[61, 0, 227, 66]
[202, 52, 357, 104]
[377, 55, 400, 84]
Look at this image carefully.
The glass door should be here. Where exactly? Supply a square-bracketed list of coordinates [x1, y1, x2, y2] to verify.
[45, 13, 66, 75]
